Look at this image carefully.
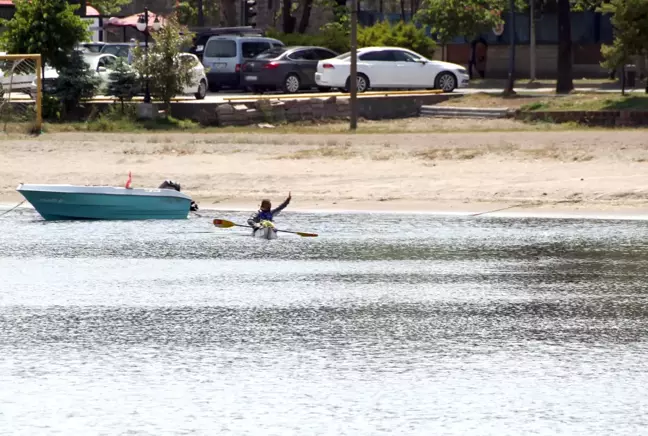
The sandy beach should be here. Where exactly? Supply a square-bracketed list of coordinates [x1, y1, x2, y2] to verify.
[3, 119, 648, 216]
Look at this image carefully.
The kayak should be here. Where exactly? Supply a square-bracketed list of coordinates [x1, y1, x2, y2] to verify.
[253, 220, 278, 240]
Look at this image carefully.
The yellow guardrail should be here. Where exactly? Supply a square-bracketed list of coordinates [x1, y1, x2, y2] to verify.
[8, 89, 444, 104]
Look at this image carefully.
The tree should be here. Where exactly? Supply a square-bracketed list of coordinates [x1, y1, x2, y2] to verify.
[131, 15, 194, 112]
[600, 0, 648, 93]
[177, 0, 220, 26]
[556, 0, 573, 93]
[0, 0, 90, 80]
[415, 0, 505, 60]
[54, 50, 101, 117]
[358, 21, 436, 58]
[88, 0, 131, 15]
[106, 57, 138, 113]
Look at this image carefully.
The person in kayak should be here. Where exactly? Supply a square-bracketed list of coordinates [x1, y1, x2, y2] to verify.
[248, 192, 291, 231]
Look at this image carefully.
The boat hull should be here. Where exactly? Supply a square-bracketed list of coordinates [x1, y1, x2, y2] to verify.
[253, 225, 278, 240]
[17, 184, 192, 221]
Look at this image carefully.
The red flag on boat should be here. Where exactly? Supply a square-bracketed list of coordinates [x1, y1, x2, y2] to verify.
[125, 171, 132, 189]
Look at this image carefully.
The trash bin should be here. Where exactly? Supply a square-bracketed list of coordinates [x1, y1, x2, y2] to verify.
[625, 64, 637, 88]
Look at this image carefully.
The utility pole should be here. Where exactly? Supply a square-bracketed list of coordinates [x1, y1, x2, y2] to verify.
[349, 0, 358, 130]
[504, 0, 516, 94]
[197, 0, 204, 26]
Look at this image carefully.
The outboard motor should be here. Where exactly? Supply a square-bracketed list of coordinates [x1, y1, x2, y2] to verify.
[159, 180, 199, 211]
[159, 180, 182, 192]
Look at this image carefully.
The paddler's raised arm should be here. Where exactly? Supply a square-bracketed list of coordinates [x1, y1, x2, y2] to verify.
[271, 192, 292, 215]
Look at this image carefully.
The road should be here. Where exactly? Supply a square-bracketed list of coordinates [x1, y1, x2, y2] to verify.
[177, 85, 639, 103]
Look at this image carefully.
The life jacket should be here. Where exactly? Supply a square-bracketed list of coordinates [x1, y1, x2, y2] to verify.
[258, 210, 273, 221]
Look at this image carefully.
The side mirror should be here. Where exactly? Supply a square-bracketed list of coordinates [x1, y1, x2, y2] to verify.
[418, 59, 428, 64]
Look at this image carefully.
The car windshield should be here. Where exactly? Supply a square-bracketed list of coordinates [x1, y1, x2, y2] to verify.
[255, 47, 287, 59]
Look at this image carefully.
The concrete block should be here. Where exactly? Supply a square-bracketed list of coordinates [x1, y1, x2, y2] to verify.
[136, 103, 157, 120]
[216, 104, 234, 115]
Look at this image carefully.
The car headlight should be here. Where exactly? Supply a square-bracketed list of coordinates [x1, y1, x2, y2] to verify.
[456, 68, 467, 75]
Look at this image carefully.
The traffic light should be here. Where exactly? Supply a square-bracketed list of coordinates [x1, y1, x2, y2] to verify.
[244, 0, 257, 27]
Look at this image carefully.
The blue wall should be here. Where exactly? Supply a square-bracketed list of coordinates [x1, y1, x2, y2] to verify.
[358, 11, 613, 45]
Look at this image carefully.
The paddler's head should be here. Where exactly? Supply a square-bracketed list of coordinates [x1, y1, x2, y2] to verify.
[260, 199, 271, 211]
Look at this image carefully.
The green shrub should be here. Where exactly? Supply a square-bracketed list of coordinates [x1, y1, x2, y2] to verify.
[267, 21, 435, 58]
[53, 50, 101, 117]
[266, 25, 350, 54]
[357, 21, 436, 58]
[42, 93, 62, 121]
[106, 57, 138, 113]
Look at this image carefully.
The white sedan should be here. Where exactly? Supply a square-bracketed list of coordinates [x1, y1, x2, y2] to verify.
[315, 47, 469, 93]
[42, 53, 118, 93]
[44, 52, 208, 100]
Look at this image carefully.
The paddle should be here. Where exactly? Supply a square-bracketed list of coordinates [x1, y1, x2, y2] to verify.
[213, 218, 318, 237]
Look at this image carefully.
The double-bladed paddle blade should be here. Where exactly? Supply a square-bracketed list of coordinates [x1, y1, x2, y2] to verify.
[212, 218, 318, 237]
[293, 231, 318, 237]
[213, 218, 236, 228]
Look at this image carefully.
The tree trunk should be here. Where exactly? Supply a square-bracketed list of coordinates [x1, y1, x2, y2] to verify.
[400, 0, 405, 20]
[297, 0, 313, 33]
[410, 0, 419, 15]
[556, 0, 573, 94]
[220, 0, 237, 26]
[529, 0, 536, 81]
[283, 0, 296, 32]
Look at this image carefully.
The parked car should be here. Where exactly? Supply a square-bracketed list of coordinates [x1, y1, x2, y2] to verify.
[242, 46, 338, 93]
[201, 35, 284, 91]
[42, 53, 118, 93]
[100, 42, 149, 64]
[315, 47, 470, 93]
[176, 52, 208, 99]
[79, 42, 106, 53]
[107, 52, 208, 100]
[186, 26, 263, 61]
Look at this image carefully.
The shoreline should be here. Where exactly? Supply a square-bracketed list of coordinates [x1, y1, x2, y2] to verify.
[4, 198, 648, 221]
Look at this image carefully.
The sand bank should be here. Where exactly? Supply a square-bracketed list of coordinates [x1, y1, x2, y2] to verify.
[3, 122, 648, 216]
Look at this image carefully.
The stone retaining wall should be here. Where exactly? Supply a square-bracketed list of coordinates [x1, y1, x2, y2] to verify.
[165, 94, 454, 127]
[516, 110, 648, 127]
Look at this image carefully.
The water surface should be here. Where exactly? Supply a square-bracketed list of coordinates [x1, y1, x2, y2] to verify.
[1, 210, 648, 435]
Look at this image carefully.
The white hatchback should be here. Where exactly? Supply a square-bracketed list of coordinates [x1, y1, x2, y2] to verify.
[315, 46, 469, 93]
[178, 52, 208, 99]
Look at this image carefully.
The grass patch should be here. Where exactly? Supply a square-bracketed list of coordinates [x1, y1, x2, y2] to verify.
[412, 144, 599, 162]
[416, 148, 485, 160]
[437, 92, 546, 109]
[442, 92, 648, 113]
[520, 94, 648, 112]
[43, 104, 200, 133]
[468, 78, 619, 89]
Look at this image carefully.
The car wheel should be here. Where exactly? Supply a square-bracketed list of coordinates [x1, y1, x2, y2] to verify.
[344, 74, 370, 93]
[195, 79, 207, 100]
[317, 86, 332, 93]
[435, 72, 457, 92]
[283, 74, 301, 94]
